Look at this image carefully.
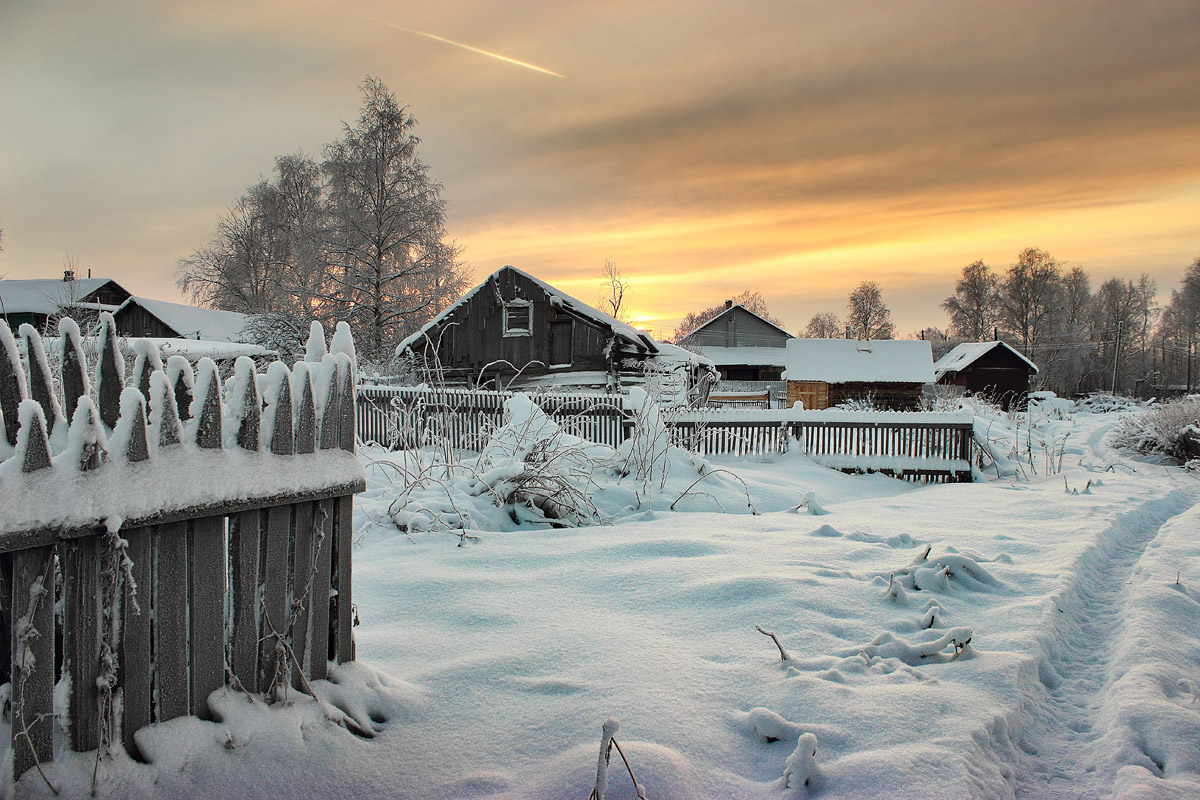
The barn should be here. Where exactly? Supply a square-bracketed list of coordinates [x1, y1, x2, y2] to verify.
[113, 296, 251, 342]
[397, 266, 715, 400]
[0, 274, 131, 332]
[783, 338, 935, 410]
[934, 340, 1038, 410]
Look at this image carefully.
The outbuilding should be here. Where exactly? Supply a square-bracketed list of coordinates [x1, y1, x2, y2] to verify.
[783, 338, 934, 410]
[933, 340, 1038, 410]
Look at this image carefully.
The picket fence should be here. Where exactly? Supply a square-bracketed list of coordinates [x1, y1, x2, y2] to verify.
[0, 315, 364, 783]
[358, 386, 975, 483]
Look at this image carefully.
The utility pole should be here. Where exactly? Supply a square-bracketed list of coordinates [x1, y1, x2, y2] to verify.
[1111, 320, 1122, 395]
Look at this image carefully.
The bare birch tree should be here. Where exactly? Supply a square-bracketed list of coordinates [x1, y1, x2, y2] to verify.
[846, 281, 895, 339]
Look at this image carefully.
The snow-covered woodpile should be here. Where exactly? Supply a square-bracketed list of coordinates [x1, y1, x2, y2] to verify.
[0, 314, 365, 782]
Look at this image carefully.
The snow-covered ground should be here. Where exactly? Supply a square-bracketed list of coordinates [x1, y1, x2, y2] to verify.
[8, 399, 1200, 799]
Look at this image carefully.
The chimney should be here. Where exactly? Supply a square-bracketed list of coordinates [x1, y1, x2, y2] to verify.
[724, 299, 733, 310]
[63, 269, 75, 282]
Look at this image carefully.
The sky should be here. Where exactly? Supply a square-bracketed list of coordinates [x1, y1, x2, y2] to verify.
[2, 0, 1199, 338]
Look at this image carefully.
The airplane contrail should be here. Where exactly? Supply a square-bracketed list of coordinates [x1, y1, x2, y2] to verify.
[353, 12, 566, 79]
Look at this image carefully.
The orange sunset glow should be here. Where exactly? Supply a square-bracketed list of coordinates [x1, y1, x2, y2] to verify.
[3, 1, 1199, 336]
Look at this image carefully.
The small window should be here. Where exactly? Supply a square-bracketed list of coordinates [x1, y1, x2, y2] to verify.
[503, 300, 532, 336]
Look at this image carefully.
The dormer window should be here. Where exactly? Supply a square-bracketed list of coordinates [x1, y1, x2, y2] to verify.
[503, 300, 532, 336]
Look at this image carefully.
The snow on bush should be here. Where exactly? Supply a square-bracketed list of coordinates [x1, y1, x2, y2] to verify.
[1109, 395, 1200, 463]
[366, 391, 762, 538]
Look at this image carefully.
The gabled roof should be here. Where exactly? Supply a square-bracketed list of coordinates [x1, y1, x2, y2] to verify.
[397, 265, 658, 355]
[933, 341, 1038, 380]
[116, 296, 250, 342]
[0, 278, 125, 315]
[680, 303, 794, 344]
[783, 339, 934, 384]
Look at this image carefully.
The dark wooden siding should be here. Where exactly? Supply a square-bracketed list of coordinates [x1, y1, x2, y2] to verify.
[114, 304, 180, 338]
[682, 307, 790, 348]
[938, 345, 1033, 410]
[422, 268, 617, 381]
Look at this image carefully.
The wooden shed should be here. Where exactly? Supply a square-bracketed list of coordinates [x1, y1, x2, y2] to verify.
[398, 266, 715, 397]
[783, 339, 935, 410]
[676, 302, 793, 381]
[113, 296, 251, 342]
[0, 275, 130, 332]
[933, 340, 1038, 410]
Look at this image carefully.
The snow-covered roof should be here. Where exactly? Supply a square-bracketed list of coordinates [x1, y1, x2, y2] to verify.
[783, 339, 935, 384]
[933, 341, 1039, 380]
[692, 345, 787, 368]
[118, 296, 250, 342]
[680, 303, 794, 343]
[0, 278, 120, 315]
[397, 265, 662, 356]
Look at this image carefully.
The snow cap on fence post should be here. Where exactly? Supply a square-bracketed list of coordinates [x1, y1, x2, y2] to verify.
[292, 362, 317, 455]
[330, 321, 356, 370]
[0, 320, 29, 446]
[19, 324, 64, 440]
[315, 353, 340, 450]
[190, 357, 223, 450]
[166, 355, 195, 422]
[15, 399, 53, 472]
[131, 339, 165, 403]
[305, 321, 327, 363]
[225, 356, 260, 451]
[109, 387, 150, 463]
[262, 361, 293, 455]
[58, 317, 91, 426]
[67, 395, 108, 470]
[336, 352, 355, 453]
[95, 311, 125, 430]
[148, 369, 184, 448]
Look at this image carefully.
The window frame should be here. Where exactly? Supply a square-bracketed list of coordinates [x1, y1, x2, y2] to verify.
[503, 299, 533, 337]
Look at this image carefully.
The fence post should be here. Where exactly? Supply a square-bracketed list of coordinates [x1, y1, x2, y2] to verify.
[10, 545, 55, 781]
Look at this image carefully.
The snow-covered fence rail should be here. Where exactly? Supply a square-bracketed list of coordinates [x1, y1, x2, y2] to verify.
[0, 316, 365, 783]
[357, 385, 626, 449]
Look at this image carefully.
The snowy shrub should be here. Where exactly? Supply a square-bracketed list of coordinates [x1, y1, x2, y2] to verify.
[1074, 392, 1144, 414]
[1110, 396, 1200, 463]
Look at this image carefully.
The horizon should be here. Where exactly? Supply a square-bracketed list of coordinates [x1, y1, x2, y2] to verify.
[2, 1, 1198, 337]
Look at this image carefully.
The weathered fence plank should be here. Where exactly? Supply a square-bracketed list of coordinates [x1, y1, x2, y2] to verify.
[121, 527, 153, 758]
[155, 522, 190, 723]
[189, 516, 226, 720]
[62, 537, 102, 752]
[10, 545, 54, 782]
[290, 500, 315, 690]
[229, 510, 262, 693]
[309, 500, 335, 680]
[333, 494, 354, 664]
[259, 504, 292, 694]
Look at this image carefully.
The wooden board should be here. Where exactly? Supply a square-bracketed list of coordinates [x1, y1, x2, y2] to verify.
[334, 495, 354, 664]
[189, 515, 226, 720]
[10, 545, 54, 781]
[290, 500, 315, 690]
[62, 537, 101, 752]
[229, 510, 261, 693]
[259, 504, 292, 694]
[120, 527, 153, 758]
[155, 522, 189, 722]
[308, 499, 334, 681]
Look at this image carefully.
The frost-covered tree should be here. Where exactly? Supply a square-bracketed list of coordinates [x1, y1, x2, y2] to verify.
[802, 312, 842, 338]
[999, 247, 1063, 362]
[942, 260, 999, 341]
[322, 77, 469, 358]
[846, 281, 894, 340]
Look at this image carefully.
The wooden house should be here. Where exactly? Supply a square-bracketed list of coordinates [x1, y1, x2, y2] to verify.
[676, 301, 793, 382]
[113, 296, 251, 342]
[0, 274, 131, 332]
[933, 340, 1038, 410]
[398, 266, 715, 398]
[783, 339, 934, 410]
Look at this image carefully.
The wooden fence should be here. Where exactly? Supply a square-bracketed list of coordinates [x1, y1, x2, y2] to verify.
[358, 386, 627, 449]
[0, 315, 365, 783]
[357, 385, 975, 483]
